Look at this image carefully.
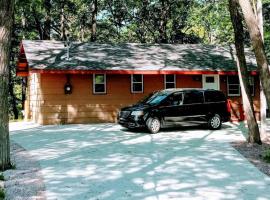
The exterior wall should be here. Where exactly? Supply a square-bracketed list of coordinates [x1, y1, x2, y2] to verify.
[26, 73, 260, 125]
[219, 75, 260, 121]
[25, 73, 42, 122]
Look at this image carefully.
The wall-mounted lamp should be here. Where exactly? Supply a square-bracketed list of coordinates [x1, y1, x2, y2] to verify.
[64, 75, 72, 95]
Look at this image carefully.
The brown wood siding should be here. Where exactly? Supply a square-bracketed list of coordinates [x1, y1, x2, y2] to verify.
[219, 75, 260, 121]
[34, 74, 165, 124]
[26, 73, 261, 124]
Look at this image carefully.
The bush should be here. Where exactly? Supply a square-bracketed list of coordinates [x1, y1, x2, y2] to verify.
[0, 188, 4, 200]
[262, 149, 270, 163]
[0, 174, 3, 181]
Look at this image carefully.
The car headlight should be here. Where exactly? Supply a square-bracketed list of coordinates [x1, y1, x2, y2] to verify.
[131, 111, 144, 116]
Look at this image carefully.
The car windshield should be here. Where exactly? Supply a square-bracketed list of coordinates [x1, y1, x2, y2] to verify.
[140, 91, 170, 105]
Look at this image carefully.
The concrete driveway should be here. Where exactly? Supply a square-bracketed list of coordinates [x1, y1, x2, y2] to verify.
[9, 122, 270, 200]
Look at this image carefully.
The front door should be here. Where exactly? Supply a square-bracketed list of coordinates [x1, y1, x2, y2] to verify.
[202, 75, 220, 90]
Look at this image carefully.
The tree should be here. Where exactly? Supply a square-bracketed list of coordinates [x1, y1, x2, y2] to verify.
[228, 0, 261, 144]
[43, 0, 51, 39]
[0, 0, 14, 170]
[238, 0, 270, 112]
[256, 0, 267, 139]
[90, 0, 97, 42]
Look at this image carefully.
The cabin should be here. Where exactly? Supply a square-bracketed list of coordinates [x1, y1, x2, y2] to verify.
[17, 40, 260, 125]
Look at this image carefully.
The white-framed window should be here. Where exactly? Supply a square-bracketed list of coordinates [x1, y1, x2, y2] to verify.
[227, 76, 255, 96]
[131, 74, 143, 93]
[93, 74, 106, 94]
[164, 74, 176, 89]
[227, 76, 240, 96]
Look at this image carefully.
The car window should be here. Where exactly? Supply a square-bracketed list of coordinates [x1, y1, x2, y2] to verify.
[183, 91, 204, 104]
[171, 93, 183, 105]
[144, 91, 169, 105]
[204, 91, 226, 102]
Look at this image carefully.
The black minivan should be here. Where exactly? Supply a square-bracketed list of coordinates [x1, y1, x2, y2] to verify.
[118, 89, 231, 133]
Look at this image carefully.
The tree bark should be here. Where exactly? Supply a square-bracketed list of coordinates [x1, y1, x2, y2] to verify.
[229, 0, 261, 144]
[256, 0, 267, 139]
[0, 0, 13, 170]
[90, 0, 97, 42]
[60, 3, 66, 41]
[8, 61, 18, 120]
[158, 0, 168, 43]
[238, 0, 270, 112]
[43, 0, 51, 40]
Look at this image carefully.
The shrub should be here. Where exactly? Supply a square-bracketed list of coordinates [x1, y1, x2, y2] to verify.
[0, 174, 3, 181]
[262, 149, 270, 163]
[0, 188, 4, 200]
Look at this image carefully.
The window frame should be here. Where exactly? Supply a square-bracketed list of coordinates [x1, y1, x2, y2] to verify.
[227, 76, 255, 97]
[227, 76, 240, 97]
[93, 73, 106, 94]
[131, 74, 144, 93]
[164, 74, 176, 89]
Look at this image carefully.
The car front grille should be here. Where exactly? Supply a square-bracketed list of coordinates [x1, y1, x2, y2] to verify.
[120, 111, 131, 118]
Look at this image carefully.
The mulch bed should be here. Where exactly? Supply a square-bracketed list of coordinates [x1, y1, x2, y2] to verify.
[231, 140, 270, 177]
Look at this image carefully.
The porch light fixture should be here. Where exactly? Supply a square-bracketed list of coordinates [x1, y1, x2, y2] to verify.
[64, 74, 72, 95]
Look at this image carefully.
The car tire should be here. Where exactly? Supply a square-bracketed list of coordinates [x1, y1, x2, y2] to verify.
[208, 114, 222, 130]
[146, 117, 161, 134]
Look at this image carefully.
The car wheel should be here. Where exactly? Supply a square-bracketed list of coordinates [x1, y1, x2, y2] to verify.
[146, 117, 161, 134]
[208, 114, 222, 130]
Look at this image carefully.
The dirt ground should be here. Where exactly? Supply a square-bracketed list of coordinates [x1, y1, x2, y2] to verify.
[232, 139, 270, 177]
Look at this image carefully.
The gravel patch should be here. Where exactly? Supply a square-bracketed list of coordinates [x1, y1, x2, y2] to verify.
[2, 141, 46, 200]
[232, 140, 270, 177]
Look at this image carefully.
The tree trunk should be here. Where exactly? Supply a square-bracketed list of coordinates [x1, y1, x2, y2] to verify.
[158, 0, 168, 43]
[32, 7, 43, 40]
[8, 60, 18, 120]
[229, 0, 261, 144]
[256, 0, 267, 139]
[60, 3, 66, 40]
[43, 0, 51, 40]
[90, 0, 97, 42]
[238, 0, 270, 112]
[0, 0, 14, 170]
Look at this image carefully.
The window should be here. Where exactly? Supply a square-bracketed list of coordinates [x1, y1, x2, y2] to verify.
[131, 74, 143, 93]
[204, 91, 226, 103]
[227, 76, 255, 96]
[227, 76, 240, 96]
[183, 91, 204, 104]
[170, 92, 183, 106]
[205, 76, 215, 83]
[93, 74, 106, 94]
[164, 74, 176, 89]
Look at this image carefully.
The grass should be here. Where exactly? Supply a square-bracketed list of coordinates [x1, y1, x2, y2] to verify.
[262, 149, 270, 163]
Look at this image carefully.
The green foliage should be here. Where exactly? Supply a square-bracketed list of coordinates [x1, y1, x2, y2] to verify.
[186, 0, 234, 44]
[262, 149, 270, 163]
[0, 188, 4, 200]
[0, 174, 4, 181]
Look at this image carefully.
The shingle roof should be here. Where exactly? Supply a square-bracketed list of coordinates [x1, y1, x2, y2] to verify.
[21, 40, 257, 72]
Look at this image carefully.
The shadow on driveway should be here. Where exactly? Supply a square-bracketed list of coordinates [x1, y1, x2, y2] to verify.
[9, 122, 270, 200]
